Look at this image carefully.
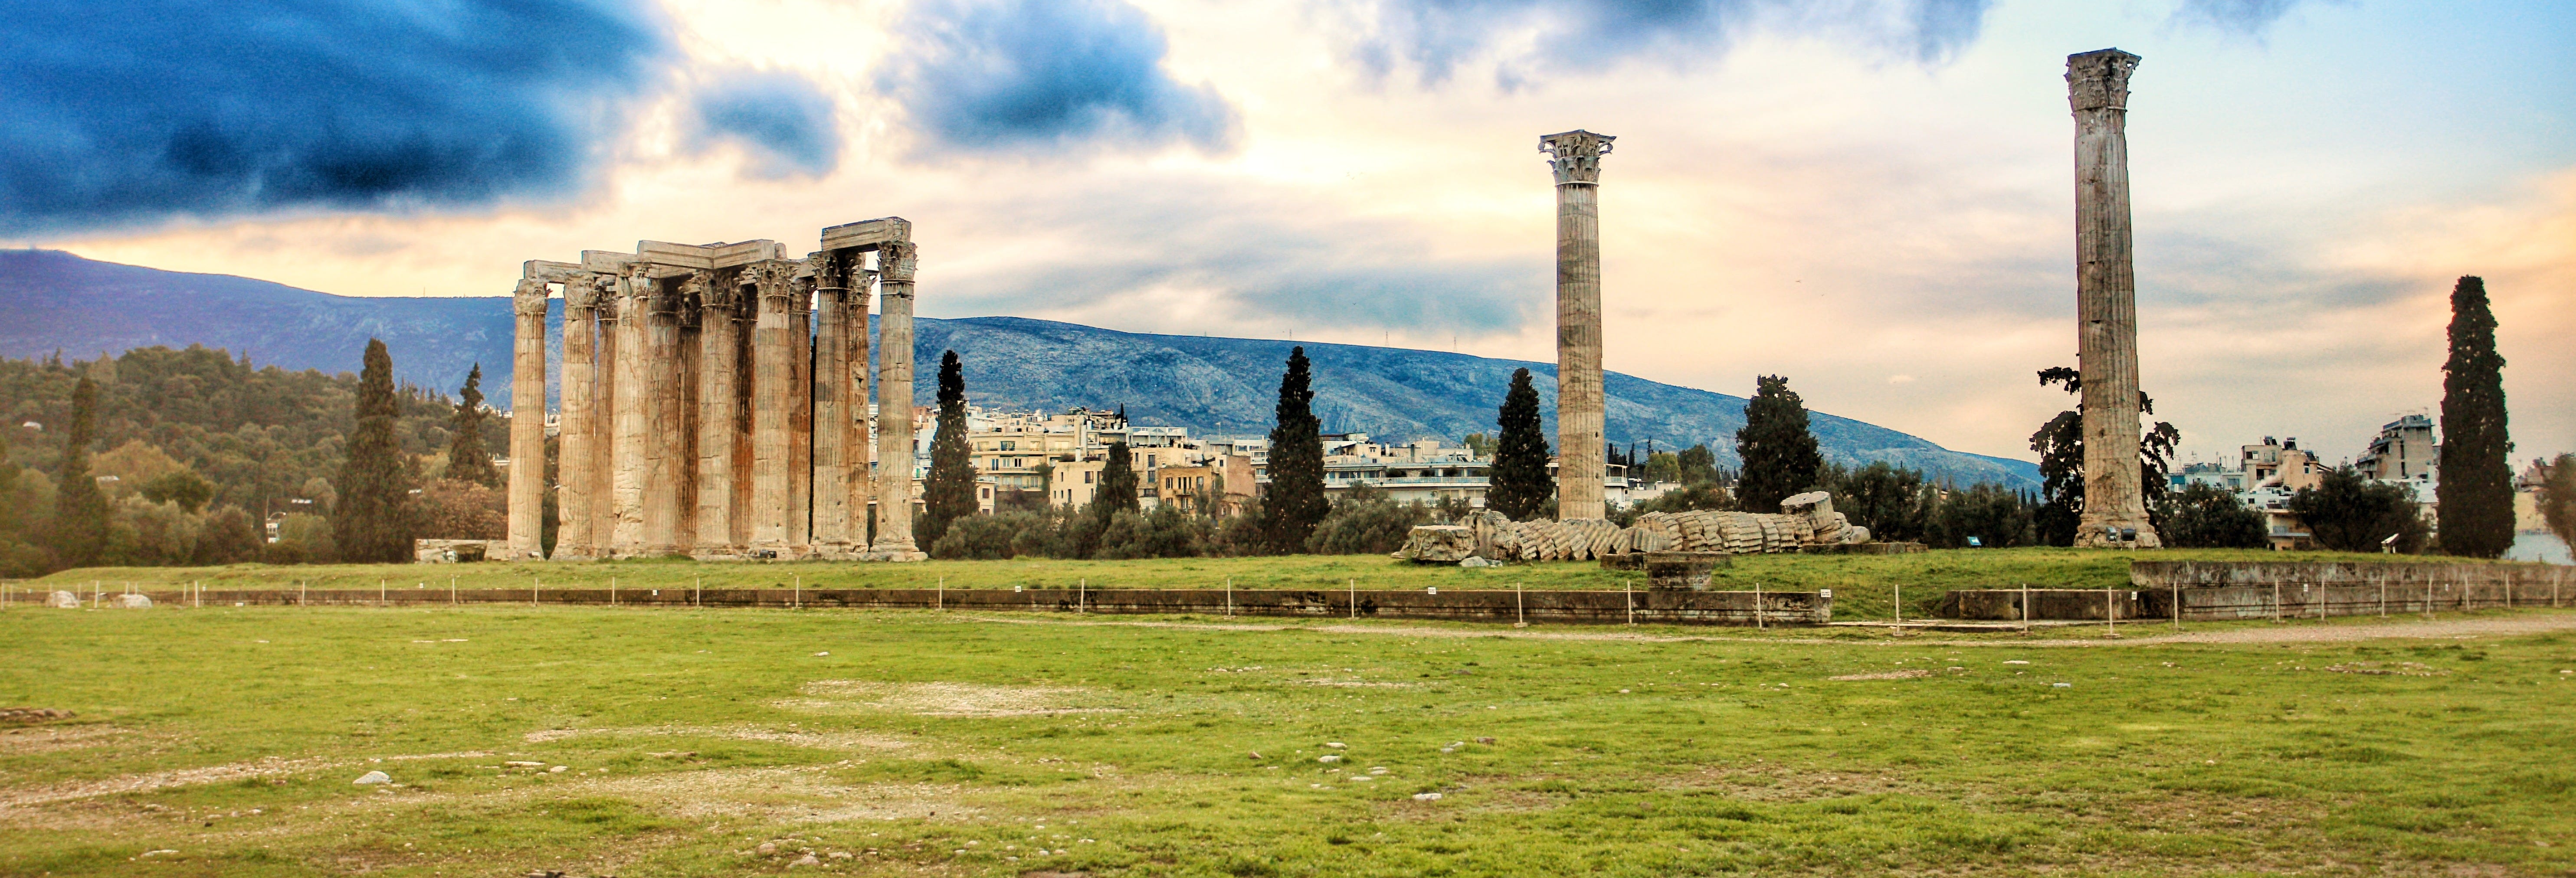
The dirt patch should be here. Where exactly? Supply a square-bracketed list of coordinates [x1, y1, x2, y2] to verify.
[522, 725, 911, 750]
[777, 681, 1118, 717]
[0, 724, 133, 757]
[581, 766, 971, 824]
[2324, 661, 2447, 676]
[0, 751, 492, 810]
[1826, 669, 1933, 681]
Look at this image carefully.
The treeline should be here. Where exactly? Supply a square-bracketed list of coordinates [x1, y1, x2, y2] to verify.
[0, 344, 508, 576]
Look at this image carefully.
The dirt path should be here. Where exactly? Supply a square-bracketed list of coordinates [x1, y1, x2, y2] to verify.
[956, 609, 2576, 648]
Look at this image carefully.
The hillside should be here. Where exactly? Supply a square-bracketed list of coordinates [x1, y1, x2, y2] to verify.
[0, 249, 2038, 488]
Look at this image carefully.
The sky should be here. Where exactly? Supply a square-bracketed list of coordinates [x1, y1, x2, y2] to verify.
[3, 0, 2569, 468]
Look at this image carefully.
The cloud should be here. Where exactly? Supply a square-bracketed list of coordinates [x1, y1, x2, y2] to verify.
[1351, 0, 1996, 86]
[877, 0, 1238, 153]
[0, 0, 674, 236]
[2172, 0, 2326, 36]
[686, 69, 844, 179]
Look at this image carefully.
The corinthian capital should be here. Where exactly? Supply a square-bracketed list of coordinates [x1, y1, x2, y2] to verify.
[2066, 48, 2140, 112]
[513, 279, 549, 315]
[1539, 129, 1615, 185]
[878, 240, 917, 285]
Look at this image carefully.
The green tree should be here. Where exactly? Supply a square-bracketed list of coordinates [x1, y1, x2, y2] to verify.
[51, 376, 108, 568]
[2155, 482, 2268, 549]
[1486, 367, 1552, 521]
[2289, 467, 2429, 553]
[2436, 276, 2513, 557]
[2029, 367, 2181, 546]
[443, 363, 501, 487]
[1828, 461, 1929, 543]
[1675, 444, 1721, 486]
[1307, 484, 1429, 555]
[140, 469, 215, 513]
[332, 339, 413, 562]
[2537, 454, 2575, 557]
[1641, 451, 1679, 485]
[918, 351, 977, 554]
[1925, 483, 2035, 549]
[1259, 346, 1327, 554]
[1735, 375, 1821, 514]
[1095, 441, 1140, 526]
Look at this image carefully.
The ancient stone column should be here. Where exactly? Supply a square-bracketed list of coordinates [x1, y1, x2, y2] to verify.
[591, 287, 622, 555]
[1540, 129, 1613, 522]
[747, 262, 794, 555]
[863, 241, 927, 560]
[810, 254, 855, 556]
[786, 277, 815, 555]
[2068, 49, 2160, 549]
[639, 272, 689, 556]
[506, 278, 549, 559]
[556, 276, 600, 560]
[695, 271, 744, 557]
[610, 266, 649, 556]
[845, 271, 875, 546]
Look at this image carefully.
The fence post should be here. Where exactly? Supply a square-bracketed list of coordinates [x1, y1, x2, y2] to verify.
[2019, 583, 2029, 632]
[2106, 588, 2115, 636]
[1894, 583, 1902, 624]
[2172, 580, 2180, 631]
[1625, 577, 1634, 626]
[379, 579, 386, 606]
[936, 576, 944, 611]
[534, 577, 540, 607]
[794, 574, 802, 609]
[1079, 577, 1086, 614]
[2378, 571, 2386, 618]
[1348, 579, 1357, 619]
[2273, 582, 2282, 623]
[611, 577, 618, 607]
[299, 580, 306, 607]
[1515, 579, 1526, 628]
[1756, 582, 1766, 630]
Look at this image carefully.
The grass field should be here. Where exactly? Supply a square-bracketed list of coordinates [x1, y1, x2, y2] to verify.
[4, 593, 2574, 876]
[12, 547, 2487, 622]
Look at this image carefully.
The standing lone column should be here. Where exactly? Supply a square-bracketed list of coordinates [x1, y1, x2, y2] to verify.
[1539, 129, 1614, 522]
[506, 278, 548, 560]
[863, 241, 927, 561]
[556, 276, 600, 560]
[2068, 49, 2159, 549]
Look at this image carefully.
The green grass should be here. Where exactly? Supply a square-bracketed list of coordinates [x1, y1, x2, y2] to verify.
[3, 599, 2573, 876]
[20, 547, 2473, 622]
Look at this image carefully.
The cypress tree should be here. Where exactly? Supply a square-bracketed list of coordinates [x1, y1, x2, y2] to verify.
[1096, 441, 1140, 524]
[2436, 275, 2512, 557]
[1734, 375, 1821, 514]
[50, 376, 108, 568]
[918, 351, 978, 552]
[1260, 346, 1328, 553]
[1486, 367, 1552, 520]
[443, 364, 501, 487]
[333, 339, 413, 562]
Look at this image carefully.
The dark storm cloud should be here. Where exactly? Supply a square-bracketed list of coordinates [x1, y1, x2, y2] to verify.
[686, 69, 844, 179]
[1352, 0, 1995, 85]
[0, 0, 672, 235]
[877, 0, 1238, 153]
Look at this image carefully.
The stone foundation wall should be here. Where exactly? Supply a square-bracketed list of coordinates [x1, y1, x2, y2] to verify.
[93, 586, 1834, 627]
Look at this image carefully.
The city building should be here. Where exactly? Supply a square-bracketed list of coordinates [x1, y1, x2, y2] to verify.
[2355, 414, 2437, 482]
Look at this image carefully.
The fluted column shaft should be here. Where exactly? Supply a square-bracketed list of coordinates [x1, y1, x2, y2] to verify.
[786, 282, 814, 554]
[506, 279, 548, 559]
[1540, 130, 1613, 522]
[2068, 49, 2159, 549]
[639, 275, 687, 556]
[748, 266, 793, 554]
[591, 293, 622, 554]
[609, 269, 648, 556]
[811, 269, 853, 553]
[866, 241, 925, 559]
[695, 275, 744, 557]
[556, 280, 599, 560]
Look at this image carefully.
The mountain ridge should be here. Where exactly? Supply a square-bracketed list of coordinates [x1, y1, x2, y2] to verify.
[0, 249, 2039, 488]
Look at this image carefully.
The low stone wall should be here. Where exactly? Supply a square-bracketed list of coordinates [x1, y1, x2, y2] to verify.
[94, 586, 1833, 626]
[1942, 576, 2571, 622]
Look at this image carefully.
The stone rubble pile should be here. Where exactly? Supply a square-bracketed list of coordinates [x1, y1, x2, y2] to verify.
[1395, 490, 1873, 564]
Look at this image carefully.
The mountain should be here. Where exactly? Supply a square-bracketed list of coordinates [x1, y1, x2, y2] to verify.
[0, 249, 2039, 488]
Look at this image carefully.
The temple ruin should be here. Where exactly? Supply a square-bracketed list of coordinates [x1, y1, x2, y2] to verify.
[501, 218, 929, 562]
[1540, 129, 1613, 522]
[2067, 49, 2160, 548]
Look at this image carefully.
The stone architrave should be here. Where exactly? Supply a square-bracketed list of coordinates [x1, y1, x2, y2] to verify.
[1539, 129, 1614, 522]
[746, 261, 795, 556]
[556, 275, 602, 560]
[2067, 49, 2160, 549]
[863, 239, 927, 560]
[695, 269, 745, 557]
[506, 278, 549, 559]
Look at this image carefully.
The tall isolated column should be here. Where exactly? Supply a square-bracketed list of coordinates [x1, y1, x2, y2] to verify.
[506, 278, 549, 559]
[2067, 49, 2160, 549]
[556, 276, 600, 560]
[1539, 129, 1613, 522]
[864, 241, 927, 560]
